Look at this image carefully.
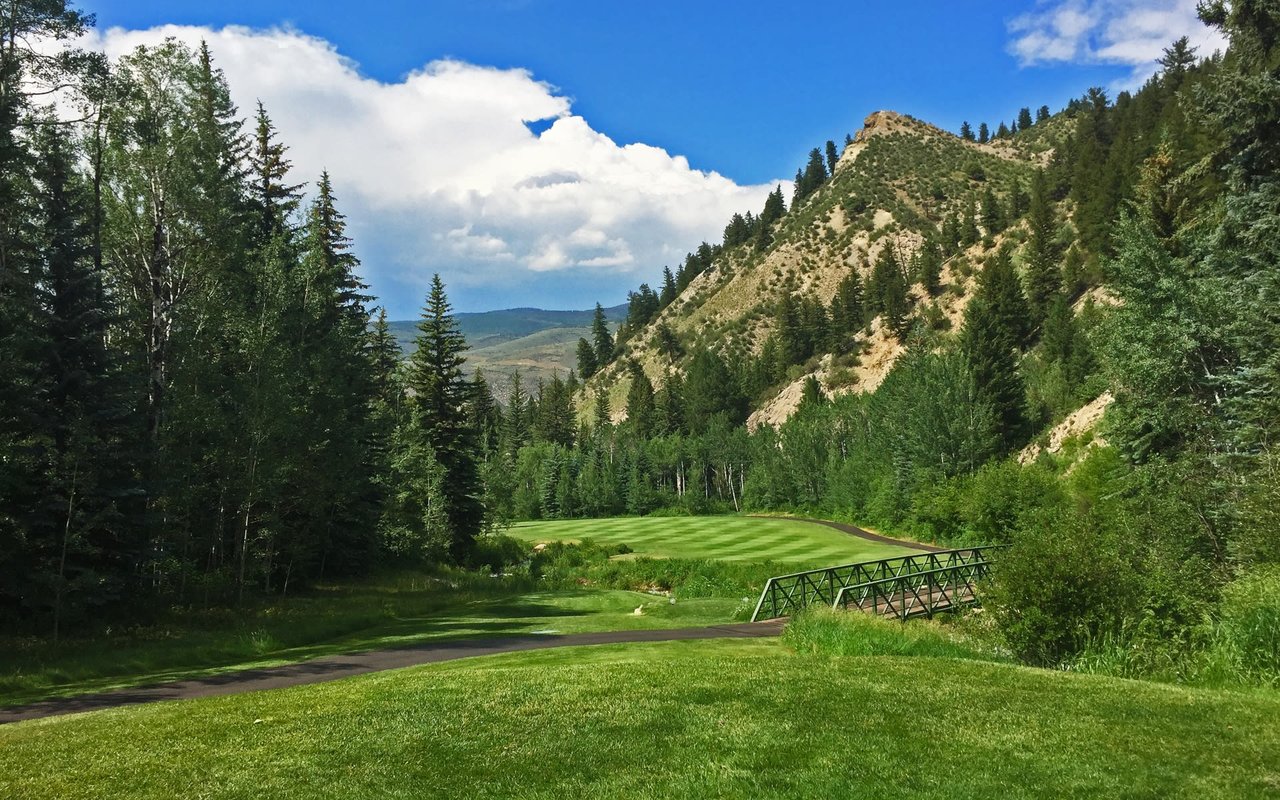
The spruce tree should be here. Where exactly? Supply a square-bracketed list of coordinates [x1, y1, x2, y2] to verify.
[659, 265, 677, 306]
[625, 363, 655, 439]
[250, 102, 304, 239]
[1023, 169, 1062, 327]
[404, 275, 482, 558]
[591, 303, 613, 366]
[961, 296, 1027, 454]
[576, 337, 598, 379]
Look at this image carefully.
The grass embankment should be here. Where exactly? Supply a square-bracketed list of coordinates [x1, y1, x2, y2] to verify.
[3, 634, 1277, 798]
[510, 515, 916, 564]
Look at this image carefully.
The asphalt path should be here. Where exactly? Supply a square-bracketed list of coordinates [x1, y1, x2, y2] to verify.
[0, 621, 785, 725]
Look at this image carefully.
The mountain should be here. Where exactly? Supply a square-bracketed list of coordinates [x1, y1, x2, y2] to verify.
[589, 110, 1059, 426]
[388, 304, 627, 399]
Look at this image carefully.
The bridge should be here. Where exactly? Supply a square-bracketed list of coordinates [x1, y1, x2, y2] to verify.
[750, 546, 1002, 622]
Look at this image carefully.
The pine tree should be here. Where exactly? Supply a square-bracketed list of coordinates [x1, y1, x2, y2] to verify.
[1018, 107, 1034, 130]
[593, 384, 611, 431]
[403, 275, 482, 559]
[825, 139, 840, 175]
[1023, 169, 1062, 328]
[503, 370, 530, 456]
[591, 303, 613, 367]
[976, 245, 1031, 348]
[978, 123, 990, 144]
[249, 102, 304, 239]
[659, 266, 677, 306]
[916, 239, 943, 295]
[1036, 105, 1051, 123]
[960, 121, 974, 141]
[961, 296, 1027, 454]
[576, 337, 598, 379]
[799, 376, 826, 410]
[625, 363, 655, 439]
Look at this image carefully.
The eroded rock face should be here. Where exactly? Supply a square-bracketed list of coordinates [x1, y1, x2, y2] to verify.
[1019, 392, 1114, 466]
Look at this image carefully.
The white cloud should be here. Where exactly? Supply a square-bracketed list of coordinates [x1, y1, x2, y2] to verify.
[88, 25, 779, 314]
[1007, 1, 1227, 85]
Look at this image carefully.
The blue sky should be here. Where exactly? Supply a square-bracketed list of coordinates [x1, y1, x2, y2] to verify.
[82, 1, 1221, 315]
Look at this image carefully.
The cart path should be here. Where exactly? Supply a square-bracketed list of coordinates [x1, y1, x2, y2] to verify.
[0, 621, 785, 725]
[750, 515, 947, 552]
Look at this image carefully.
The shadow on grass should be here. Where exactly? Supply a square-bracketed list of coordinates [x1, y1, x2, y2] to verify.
[0, 587, 680, 708]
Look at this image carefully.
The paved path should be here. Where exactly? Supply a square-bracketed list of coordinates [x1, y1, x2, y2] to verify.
[750, 515, 947, 553]
[0, 621, 784, 725]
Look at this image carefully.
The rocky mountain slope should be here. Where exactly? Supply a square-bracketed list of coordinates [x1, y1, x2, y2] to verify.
[589, 110, 1069, 427]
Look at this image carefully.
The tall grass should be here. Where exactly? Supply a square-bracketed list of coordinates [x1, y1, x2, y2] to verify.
[1071, 566, 1280, 689]
[783, 606, 1007, 661]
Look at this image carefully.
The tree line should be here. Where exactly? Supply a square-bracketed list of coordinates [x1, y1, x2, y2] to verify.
[0, 6, 485, 636]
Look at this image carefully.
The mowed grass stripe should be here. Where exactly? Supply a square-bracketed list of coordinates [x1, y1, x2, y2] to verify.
[510, 517, 919, 564]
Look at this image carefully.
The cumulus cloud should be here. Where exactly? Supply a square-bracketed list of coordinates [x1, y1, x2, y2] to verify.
[89, 25, 779, 314]
[1008, 0, 1227, 84]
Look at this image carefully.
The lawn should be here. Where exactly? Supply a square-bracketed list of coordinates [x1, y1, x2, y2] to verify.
[4, 638, 1277, 799]
[0, 581, 738, 709]
[509, 515, 919, 564]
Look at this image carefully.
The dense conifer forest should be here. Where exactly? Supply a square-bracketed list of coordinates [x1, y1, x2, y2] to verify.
[2, 0, 1278, 681]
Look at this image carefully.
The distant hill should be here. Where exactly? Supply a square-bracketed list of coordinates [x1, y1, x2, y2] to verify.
[388, 304, 627, 400]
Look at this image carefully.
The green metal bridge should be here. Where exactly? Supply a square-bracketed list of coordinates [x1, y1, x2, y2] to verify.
[750, 546, 1002, 622]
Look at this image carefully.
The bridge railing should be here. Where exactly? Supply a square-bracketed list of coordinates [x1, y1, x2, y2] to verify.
[750, 546, 1003, 622]
[832, 555, 996, 620]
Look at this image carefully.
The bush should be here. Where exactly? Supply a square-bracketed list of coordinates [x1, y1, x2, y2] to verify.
[961, 460, 1068, 544]
[984, 508, 1142, 666]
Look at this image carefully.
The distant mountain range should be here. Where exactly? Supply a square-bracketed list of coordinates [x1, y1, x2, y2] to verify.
[388, 304, 627, 399]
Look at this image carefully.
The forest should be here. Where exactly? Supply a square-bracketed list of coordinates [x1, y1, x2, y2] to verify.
[1, 0, 1278, 684]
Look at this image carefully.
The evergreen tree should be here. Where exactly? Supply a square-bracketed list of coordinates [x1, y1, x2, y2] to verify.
[977, 245, 1032, 348]
[1036, 105, 1051, 123]
[576, 336, 598, 379]
[825, 139, 840, 175]
[799, 376, 826, 410]
[961, 296, 1027, 454]
[916, 239, 943, 294]
[978, 122, 990, 144]
[684, 349, 746, 434]
[504, 370, 530, 456]
[624, 363, 655, 439]
[593, 384, 611, 431]
[403, 275, 482, 559]
[1018, 107, 1034, 130]
[659, 266, 677, 306]
[756, 185, 786, 249]
[249, 102, 303, 239]
[655, 321, 681, 359]
[1023, 169, 1062, 327]
[591, 303, 614, 367]
[960, 121, 974, 141]
[980, 186, 1004, 233]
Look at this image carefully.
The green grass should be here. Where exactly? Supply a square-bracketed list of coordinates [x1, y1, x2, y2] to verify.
[784, 606, 1008, 661]
[0, 579, 736, 709]
[4, 639, 1278, 798]
[510, 515, 918, 564]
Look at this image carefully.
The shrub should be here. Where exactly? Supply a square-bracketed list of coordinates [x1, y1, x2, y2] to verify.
[984, 507, 1142, 666]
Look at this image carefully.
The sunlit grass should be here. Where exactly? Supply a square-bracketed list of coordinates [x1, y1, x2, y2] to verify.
[510, 515, 917, 564]
[3, 639, 1277, 799]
